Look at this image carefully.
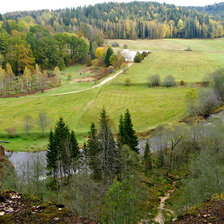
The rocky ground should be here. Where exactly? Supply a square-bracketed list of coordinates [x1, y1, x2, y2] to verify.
[173, 199, 224, 224]
[0, 191, 97, 224]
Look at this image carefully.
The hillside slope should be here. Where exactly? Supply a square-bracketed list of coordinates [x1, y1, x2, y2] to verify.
[0, 191, 97, 224]
[190, 2, 224, 19]
[3, 1, 224, 39]
[173, 199, 224, 224]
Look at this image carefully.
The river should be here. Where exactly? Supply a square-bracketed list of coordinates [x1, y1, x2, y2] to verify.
[5, 110, 224, 175]
[6, 151, 46, 175]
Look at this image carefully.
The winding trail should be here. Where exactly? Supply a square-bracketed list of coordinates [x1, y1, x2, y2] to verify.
[49, 63, 133, 96]
[154, 182, 176, 224]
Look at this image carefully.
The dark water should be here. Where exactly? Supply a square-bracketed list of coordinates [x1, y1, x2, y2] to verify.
[6, 151, 46, 173]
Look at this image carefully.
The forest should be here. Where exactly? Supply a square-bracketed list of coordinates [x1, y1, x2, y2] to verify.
[2, 1, 224, 40]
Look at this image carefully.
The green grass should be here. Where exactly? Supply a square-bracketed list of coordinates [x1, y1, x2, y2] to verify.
[118, 51, 223, 83]
[1, 39, 224, 151]
[107, 38, 224, 51]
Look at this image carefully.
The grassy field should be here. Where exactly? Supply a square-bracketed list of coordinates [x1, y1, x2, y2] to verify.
[1, 39, 224, 151]
[107, 38, 224, 51]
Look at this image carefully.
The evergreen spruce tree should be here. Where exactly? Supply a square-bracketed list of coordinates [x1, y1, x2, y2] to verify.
[46, 130, 58, 182]
[104, 47, 114, 67]
[82, 141, 88, 168]
[87, 123, 101, 180]
[70, 130, 80, 172]
[123, 109, 139, 153]
[144, 141, 152, 175]
[46, 117, 80, 181]
[118, 114, 125, 145]
[89, 42, 96, 59]
[98, 108, 120, 184]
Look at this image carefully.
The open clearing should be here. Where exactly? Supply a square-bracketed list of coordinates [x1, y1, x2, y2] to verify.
[1, 39, 224, 151]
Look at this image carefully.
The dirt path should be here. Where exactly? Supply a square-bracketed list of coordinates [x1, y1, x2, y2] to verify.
[50, 63, 133, 96]
[154, 182, 176, 224]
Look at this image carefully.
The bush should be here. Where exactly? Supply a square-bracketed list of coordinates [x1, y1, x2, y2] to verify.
[86, 55, 92, 67]
[123, 44, 128, 49]
[197, 88, 219, 117]
[180, 80, 185, 86]
[5, 128, 17, 138]
[163, 75, 176, 87]
[134, 52, 142, 63]
[121, 63, 129, 74]
[125, 77, 131, 86]
[185, 47, 193, 51]
[111, 42, 119, 47]
[211, 70, 224, 101]
[148, 75, 161, 87]
[67, 73, 72, 81]
[102, 176, 147, 224]
[108, 66, 115, 74]
[104, 68, 110, 76]
[141, 51, 148, 59]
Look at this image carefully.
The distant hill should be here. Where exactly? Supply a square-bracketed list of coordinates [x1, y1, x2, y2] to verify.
[2, 1, 224, 39]
[189, 2, 224, 19]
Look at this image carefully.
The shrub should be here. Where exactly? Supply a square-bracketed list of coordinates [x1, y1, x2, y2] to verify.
[211, 70, 224, 101]
[108, 66, 115, 74]
[67, 73, 72, 81]
[185, 88, 199, 117]
[134, 52, 142, 63]
[148, 75, 161, 87]
[163, 75, 176, 87]
[102, 176, 147, 224]
[125, 77, 131, 86]
[180, 80, 185, 86]
[104, 68, 110, 76]
[123, 44, 128, 49]
[86, 54, 92, 67]
[197, 88, 219, 117]
[141, 51, 148, 59]
[111, 42, 119, 47]
[5, 128, 17, 138]
[185, 47, 193, 51]
[121, 63, 129, 74]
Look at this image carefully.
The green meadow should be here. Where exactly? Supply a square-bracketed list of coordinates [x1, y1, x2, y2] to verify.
[1, 39, 224, 151]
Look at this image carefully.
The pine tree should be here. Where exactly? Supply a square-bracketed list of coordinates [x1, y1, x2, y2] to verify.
[104, 47, 114, 67]
[144, 141, 152, 175]
[123, 109, 139, 153]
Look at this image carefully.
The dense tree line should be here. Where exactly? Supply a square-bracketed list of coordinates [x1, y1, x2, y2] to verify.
[0, 24, 90, 75]
[0, 63, 62, 95]
[190, 3, 224, 20]
[2, 2, 224, 39]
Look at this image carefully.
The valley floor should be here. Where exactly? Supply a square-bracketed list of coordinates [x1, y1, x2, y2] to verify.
[1, 38, 224, 151]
